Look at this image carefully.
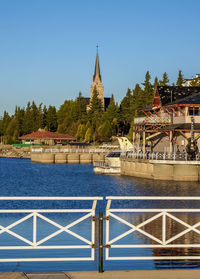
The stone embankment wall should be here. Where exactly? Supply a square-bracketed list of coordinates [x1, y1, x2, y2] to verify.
[0, 145, 30, 158]
[121, 158, 200, 181]
[31, 152, 106, 164]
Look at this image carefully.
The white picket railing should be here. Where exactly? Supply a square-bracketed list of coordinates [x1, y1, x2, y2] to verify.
[123, 151, 193, 161]
[0, 196, 103, 262]
[31, 148, 111, 154]
[134, 116, 171, 124]
[105, 196, 200, 260]
[93, 161, 110, 168]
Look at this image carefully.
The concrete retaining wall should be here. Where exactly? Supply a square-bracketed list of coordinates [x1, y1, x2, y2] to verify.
[55, 153, 67, 164]
[31, 153, 55, 164]
[31, 152, 106, 164]
[93, 153, 105, 162]
[67, 154, 80, 164]
[121, 158, 200, 181]
[79, 154, 93, 164]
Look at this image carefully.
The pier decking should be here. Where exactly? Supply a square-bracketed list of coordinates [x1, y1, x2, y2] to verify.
[1, 270, 200, 279]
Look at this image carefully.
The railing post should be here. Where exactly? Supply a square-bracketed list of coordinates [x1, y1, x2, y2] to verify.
[99, 211, 103, 273]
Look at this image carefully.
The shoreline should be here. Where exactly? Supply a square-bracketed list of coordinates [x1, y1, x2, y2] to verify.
[0, 145, 30, 159]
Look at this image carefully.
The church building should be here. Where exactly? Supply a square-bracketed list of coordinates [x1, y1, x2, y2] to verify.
[87, 47, 110, 111]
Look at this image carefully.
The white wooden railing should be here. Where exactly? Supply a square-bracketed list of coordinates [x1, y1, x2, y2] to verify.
[31, 148, 111, 153]
[134, 116, 171, 125]
[1, 196, 200, 264]
[0, 197, 103, 262]
[93, 161, 110, 168]
[123, 151, 198, 161]
[105, 196, 200, 260]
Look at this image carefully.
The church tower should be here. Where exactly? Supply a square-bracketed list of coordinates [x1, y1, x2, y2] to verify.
[90, 46, 104, 109]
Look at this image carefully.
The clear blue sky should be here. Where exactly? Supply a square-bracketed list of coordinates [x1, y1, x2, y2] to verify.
[0, 0, 200, 116]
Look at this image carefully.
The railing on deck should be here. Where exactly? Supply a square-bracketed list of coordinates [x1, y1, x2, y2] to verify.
[105, 196, 200, 260]
[134, 116, 171, 125]
[1, 196, 200, 266]
[0, 196, 103, 262]
[122, 151, 200, 161]
[93, 161, 110, 168]
[31, 148, 113, 153]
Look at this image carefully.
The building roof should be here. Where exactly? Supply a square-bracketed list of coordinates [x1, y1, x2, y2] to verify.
[157, 86, 200, 106]
[93, 46, 102, 82]
[172, 91, 200, 104]
[19, 131, 76, 140]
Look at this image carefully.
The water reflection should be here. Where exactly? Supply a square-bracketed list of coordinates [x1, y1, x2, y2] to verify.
[114, 175, 200, 196]
[1, 158, 200, 270]
[108, 208, 200, 269]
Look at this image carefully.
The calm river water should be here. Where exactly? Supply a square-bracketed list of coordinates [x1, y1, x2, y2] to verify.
[0, 158, 200, 271]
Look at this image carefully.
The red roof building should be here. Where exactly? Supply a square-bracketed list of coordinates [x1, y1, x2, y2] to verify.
[20, 130, 76, 145]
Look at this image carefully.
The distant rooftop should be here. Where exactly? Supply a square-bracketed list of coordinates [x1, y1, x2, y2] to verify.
[20, 130, 76, 140]
[157, 86, 200, 106]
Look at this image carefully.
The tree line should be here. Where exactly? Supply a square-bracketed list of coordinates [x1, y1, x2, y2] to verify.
[0, 70, 198, 144]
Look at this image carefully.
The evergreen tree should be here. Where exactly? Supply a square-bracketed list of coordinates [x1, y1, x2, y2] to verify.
[6, 119, 17, 138]
[23, 102, 33, 134]
[128, 119, 135, 141]
[176, 70, 184, 86]
[112, 118, 118, 136]
[57, 123, 66, 133]
[37, 103, 44, 129]
[0, 119, 3, 136]
[98, 120, 112, 142]
[154, 76, 158, 88]
[76, 123, 86, 140]
[120, 88, 134, 124]
[85, 121, 91, 131]
[102, 94, 118, 123]
[42, 105, 48, 129]
[74, 92, 87, 123]
[14, 106, 25, 136]
[88, 86, 103, 113]
[142, 71, 154, 106]
[31, 101, 40, 131]
[132, 83, 144, 117]
[88, 86, 103, 130]
[119, 88, 135, 135]
[46, 106, 57, 132]
[85, 127, 92, 142]
[159, 72, 169, 86]
[2, 111, 11, 135]
[57, 100, 75, 134]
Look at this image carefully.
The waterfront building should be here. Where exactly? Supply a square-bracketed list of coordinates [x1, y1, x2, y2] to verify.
[86, 47, 110, 111]
[20, 130, 76, 145]
[133, 86, 200, 153]
[182, 74, 200, 87]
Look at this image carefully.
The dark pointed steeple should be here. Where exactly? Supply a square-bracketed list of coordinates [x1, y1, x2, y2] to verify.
[93, 45, 102, 82]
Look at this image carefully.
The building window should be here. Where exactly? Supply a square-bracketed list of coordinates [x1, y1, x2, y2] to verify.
[189, 107, 199, 115]
[194, 108, 199, 115]
[189, 107, 193, 115]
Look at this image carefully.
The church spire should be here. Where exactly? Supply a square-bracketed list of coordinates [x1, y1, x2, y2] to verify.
[93, 45, 102, 82]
